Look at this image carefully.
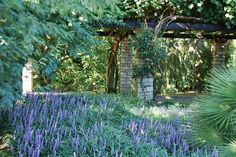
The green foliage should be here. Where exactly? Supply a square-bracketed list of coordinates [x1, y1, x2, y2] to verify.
[48, 41, 108, 92]
[121, 0, 172, 18]
[0, 0, 31, 108]
[172, 0, 236, 28]
[218, 141, 236, 157]
[133, 28, 166, 78]
[157, 39, 212, 94]
[122, 0, 236, 28]
[193, 66, 236, 154]
[0, 0, 120, 108]
[0, 109, 13, 156]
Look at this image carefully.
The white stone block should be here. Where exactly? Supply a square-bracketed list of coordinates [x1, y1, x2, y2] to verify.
[22, 61, 32, 95]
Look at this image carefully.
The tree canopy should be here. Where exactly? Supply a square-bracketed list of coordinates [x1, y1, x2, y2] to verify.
[0, 0, 120, 108]
[121, 0, 236, 27]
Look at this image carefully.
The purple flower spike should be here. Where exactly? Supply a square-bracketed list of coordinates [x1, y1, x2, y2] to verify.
[212, 146, 218, 157]
[28, 146, 33, 156]
[165, 135, 171, 150]
[196, 148, 201, 156]
[151, 149, 156, 157]
[115, 151, 119, 157]
[172, 143, 176, 157]
[130, 120, 136, 133]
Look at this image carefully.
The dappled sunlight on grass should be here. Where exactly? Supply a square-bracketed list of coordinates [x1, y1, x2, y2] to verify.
[128, 105, 191, 120]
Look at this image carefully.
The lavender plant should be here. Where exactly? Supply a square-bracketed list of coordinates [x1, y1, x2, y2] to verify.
[0, 93, 218, 157]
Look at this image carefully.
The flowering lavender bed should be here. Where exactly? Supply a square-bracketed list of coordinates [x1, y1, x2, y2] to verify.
[0, 93, 218, 157]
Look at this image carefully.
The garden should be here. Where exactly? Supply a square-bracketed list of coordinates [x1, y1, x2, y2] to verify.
[1, 0, 236, 157]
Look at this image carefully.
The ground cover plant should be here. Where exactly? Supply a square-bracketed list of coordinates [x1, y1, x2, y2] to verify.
[0, 93, 218, 157]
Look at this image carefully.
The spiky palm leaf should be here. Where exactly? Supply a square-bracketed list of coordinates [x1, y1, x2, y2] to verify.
[218, 141, 236, 157]
[192, 120, 223, 146]
[193, 66, 236, 147]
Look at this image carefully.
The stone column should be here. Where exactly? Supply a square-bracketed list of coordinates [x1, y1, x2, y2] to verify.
[22, 60, 33, 95]
[120, 37, 132, 94]
[211, 39, 228, 68]
[136, 74, 154, 100]
[135, 51, 154, 100]
[231, 40, 236, 67]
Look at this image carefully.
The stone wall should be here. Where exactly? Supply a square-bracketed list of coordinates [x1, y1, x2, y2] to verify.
[231, 40, 236, 66]
[211, 39, 227, 68]
[120, 38, 132, 94]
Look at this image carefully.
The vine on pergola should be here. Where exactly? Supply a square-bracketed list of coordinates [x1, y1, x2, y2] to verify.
[121, 0, 236, 28]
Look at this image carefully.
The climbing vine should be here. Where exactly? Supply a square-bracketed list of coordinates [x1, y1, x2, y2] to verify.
[133, 28, 166, 78]
[122, 0, 236, 28]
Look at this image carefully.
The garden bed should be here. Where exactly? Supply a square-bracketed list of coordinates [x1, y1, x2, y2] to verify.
[0, 93, 217, 157]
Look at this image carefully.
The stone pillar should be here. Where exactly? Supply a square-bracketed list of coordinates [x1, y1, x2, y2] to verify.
[22, 60, 33, 95]
[211, 39, 228, 68]
[231, 40, 236, 67]
[137, 74, 154, 100]
[120, 37, 132, 94]
[135, 51, 154, 100]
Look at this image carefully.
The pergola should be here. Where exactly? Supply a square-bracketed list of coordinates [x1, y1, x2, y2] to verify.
[95, 19, 236, 39]
[93, 18, 236, 99]
[22, 18, 236, 99]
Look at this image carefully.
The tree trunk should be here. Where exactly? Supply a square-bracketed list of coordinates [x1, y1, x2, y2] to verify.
[106, 33, 120, 93]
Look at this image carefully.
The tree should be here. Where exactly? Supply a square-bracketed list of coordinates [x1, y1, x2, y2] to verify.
[0, 0, 120, 108]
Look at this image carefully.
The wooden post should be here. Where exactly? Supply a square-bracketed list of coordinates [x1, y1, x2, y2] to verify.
[106, 33, 120, 93]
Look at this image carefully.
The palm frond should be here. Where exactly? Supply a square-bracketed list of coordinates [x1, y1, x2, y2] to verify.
[193, 66, 236, 146]
[218, 140, 236, 157]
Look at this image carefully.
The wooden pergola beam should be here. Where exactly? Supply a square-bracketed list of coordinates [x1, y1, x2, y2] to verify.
[92, 20, 236, 33]
[162, 33, 236, 39]
[96, 31, 236, 39]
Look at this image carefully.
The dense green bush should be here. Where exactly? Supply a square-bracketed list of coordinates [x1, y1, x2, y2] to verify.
[34, 38, 109, 92]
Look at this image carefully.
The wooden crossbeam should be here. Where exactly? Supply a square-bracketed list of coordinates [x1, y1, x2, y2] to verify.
[96, 31, 236, 39]
[92, 19, 236, 34]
